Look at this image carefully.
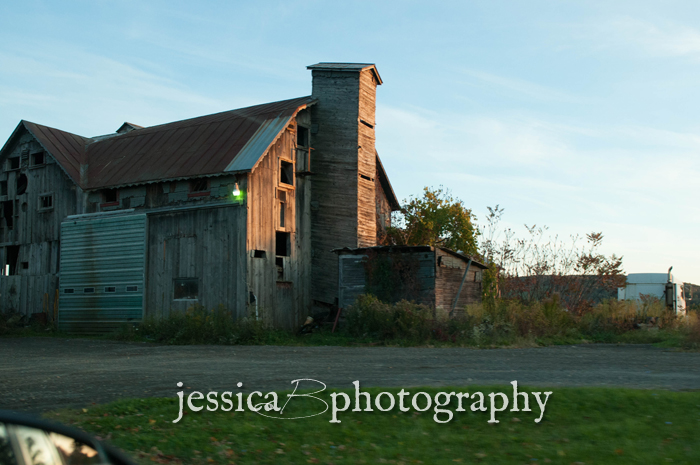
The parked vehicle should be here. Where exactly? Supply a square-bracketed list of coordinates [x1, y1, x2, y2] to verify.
[617, 267, 689, 315]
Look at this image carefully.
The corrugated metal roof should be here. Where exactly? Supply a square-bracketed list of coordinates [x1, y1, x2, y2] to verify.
[333, 246, 489, 269]
[0, 120, 91, 185]
[376, 152, 400, 211]
[2, 96, 315, 190]
[86, 96, 315, 189]
[307, 62, 383, 85]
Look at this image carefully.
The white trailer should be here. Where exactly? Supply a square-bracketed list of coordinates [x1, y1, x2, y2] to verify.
[618, 268, 687, 315]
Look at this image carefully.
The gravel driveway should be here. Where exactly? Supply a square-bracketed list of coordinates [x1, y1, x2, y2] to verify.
[2, 337, 699, 413]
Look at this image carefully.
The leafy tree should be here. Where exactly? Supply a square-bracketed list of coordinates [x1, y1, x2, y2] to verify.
[384, 186, 479, 256]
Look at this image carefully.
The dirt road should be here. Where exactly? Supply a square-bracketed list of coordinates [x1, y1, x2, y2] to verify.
[2, 337, 699, 413]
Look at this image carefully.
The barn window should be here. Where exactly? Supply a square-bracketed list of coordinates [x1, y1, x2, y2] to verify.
[6, 158, 19, 171]
[31, 152, 45, 166]
[279, 200, 285, 228]
[103, 189, 118, 204]
[84, 287, 95, 294]
[280, 160, 294, 186]
[297, 126, 309, 147]
[276, 231, 290, 257]
[16, 174, 28, 195]
[253, 249, 266, 258]
[190, 178, 209, 193]
[63, 288, 74, 294]
[105, 286, 116, 293]
[5, 245, 19, 275]
[174, 278, 198, 300]
[126, 285, 138, 292]
[0, 181, 6, 196]
[39, 194, 53, 211]
[2, 201, 13, 229]
[21, 261, 28, 270]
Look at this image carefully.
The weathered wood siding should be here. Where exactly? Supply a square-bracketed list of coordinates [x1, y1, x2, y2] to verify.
[0, 131, 79, 316]
[337, 249, 436, 309]
[145, 204, 247, 319]
[246, 118, 311, 329]
[435, 249, 483, 318]
[375, 173, 392, 244]
[309, 68, 380, 307]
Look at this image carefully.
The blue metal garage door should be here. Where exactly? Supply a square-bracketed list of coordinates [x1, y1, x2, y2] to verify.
[58, 212, 146, 333]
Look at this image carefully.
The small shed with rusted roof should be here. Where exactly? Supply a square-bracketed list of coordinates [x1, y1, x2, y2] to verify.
[334, 246, 488, 317]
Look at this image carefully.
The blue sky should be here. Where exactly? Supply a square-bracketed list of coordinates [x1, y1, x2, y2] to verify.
[1, 1, 698, 283]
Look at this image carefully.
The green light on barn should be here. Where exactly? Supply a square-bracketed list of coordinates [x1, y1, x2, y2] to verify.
[231, 182, 245, 201]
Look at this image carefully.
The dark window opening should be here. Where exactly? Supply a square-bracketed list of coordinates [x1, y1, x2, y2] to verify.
[16, 174, 27, 195]
[31, 152, 45, 166]
[279, 201, 285, 228]
[297, 126, 309, 147]
[105, 286, 116, 293]
[63, 288, 74, 294]
[84, 287, 95, 294]
[276, 231, 290, 257]
[360, 119, 374, 129]
[275, 256, 284, 281]
[7, 158, 19, 170]
[0, 181, 6, 196]
[280, 160, 294, 186]
[253, 249, 266, 258]
[6, 245, 19, 275]
[126, 285, 138, 292]
[174, 278, 198, 300]
[21, 261, 28, 270]
[190, 178, 209, 193]
[103, 189, 118, 204]
[3, 201, 13, 230]
[39, 194, 53, 210]
[359, 173, 372, 182]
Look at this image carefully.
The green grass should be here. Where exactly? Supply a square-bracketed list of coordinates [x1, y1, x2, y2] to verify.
[49, 386, 700, 464]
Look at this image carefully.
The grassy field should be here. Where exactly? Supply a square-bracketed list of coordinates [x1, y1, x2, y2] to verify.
[49, 386, 700, 464]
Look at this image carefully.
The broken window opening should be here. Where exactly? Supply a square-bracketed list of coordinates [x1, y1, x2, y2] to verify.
[103, 189, 118, 204]
[2, 201, 13, 230]
[190, 178, 209, 193]
[297, 126, 309, 147]
[275, 256, 285, 281]
[31, 152, 45, 166]
[84, 287, 95, 293]
[279, 201, 285, 228]
[126, 285, 138, 292]
[7, 158, 19, 171]
[359, 173, 373, 182]
[280, 160, 294, 186]
[39, 194, 53, 211]
[105, 286, 116, 293]
[16, 174, 27, 195]
[63, 288, 74, 294]
[253, 250, 266, 258]
[6, 245, 19, 275]
[174, 278, 198, 300]
[276, 231, 291, 257]
[0, 181, 7, 196]
[21, 261, 28, 270]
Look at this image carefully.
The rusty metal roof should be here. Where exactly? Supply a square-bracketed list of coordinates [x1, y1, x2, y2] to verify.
[307, 62, 382, 85]
[332, 246, 489, 269]
[2, 96, 315, 190]
[85, 96, 315, 189]
[0, 120, 90, 185]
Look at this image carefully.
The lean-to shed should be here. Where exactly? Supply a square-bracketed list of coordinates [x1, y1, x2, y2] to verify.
[335, 246, 488, 317]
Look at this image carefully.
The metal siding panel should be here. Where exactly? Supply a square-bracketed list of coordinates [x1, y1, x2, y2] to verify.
[58, 213, 146, 333]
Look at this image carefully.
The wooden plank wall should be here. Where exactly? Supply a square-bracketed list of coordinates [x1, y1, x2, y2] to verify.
[246, 120, 310, 329]
[374, 174, 392, 244]
[309, 70, 361, 306]
[435, 249, 483, 318]
[357, 69, 378, 248]
[0, 131, 78, 316]
[144, 205, 246, 319]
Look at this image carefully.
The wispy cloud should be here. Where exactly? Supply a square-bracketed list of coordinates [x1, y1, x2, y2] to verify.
[457, 69, 588, 104]
[582, 17, 700, 58]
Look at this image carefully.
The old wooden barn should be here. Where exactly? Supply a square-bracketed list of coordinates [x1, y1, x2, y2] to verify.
[0, 62, 401, 332]
[336, 246, 488, 317]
